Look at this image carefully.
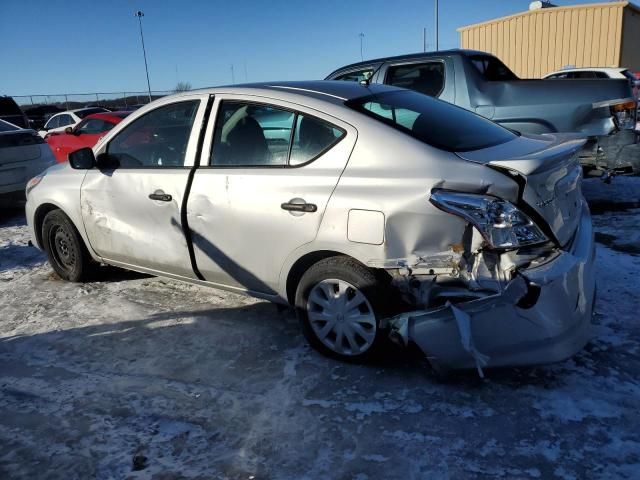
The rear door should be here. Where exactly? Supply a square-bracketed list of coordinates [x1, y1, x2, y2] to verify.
[187, 95, 356, 295]
[81, 95, 209, 277]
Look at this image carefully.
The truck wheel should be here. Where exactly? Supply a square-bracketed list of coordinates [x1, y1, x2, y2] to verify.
[295, 256, 388, 362]
[42, 209, 96, 282]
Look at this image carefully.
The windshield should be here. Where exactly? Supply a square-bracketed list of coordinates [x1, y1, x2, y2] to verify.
[346, 90, 517, 152]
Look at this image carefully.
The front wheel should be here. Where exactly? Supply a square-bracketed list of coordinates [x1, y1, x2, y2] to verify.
[42, 209, 96, 282]
[295, 256, 389, 362]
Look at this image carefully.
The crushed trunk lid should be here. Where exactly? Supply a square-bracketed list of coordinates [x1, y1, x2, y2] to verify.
[456, 134, 586, 246]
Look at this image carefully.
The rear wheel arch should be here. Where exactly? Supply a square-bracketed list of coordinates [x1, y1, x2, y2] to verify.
[285, 250, 393, 305]
[286, 250, 344, 305]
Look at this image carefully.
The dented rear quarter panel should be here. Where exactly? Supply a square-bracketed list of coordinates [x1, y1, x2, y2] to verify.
[310, 122, 521, 271]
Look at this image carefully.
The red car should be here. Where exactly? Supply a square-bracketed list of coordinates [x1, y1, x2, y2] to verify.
[46, 111, 130, 163]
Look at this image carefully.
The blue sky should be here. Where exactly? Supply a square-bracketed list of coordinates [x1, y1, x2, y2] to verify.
[0, 0, 610, 95]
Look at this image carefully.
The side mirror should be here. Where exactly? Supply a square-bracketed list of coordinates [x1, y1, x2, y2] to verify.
[68, 147, 95, 169]
[64, 127, 73, 134]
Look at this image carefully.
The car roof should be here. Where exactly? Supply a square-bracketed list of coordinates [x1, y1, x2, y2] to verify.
[326, 49, 490, 75]
[545, 67, 625, 75]
[180, 80, 404, 105]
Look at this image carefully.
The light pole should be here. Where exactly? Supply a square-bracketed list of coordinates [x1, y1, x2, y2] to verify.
[135, 10, 152, 102]
[434, 0, 439, 51]
[359, 32, 365, 61]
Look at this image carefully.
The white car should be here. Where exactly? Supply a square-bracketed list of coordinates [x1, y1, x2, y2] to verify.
[38, 107, 110, 138]
[544, 67, 640, 98]
[543, 67, 636, 80]
[0, 119, 56, 203]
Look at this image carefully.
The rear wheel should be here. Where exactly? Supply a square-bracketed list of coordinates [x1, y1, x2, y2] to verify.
[295, 256, 388, 361]
[42, 209, 96, 282]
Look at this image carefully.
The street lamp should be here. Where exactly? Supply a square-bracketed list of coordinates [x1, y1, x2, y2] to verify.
[135, 10, 152, 102]
[359, 32, 365, 61]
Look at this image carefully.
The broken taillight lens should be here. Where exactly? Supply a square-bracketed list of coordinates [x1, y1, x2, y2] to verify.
[610, 100, 637, 130]
[429, 190, 548, 249]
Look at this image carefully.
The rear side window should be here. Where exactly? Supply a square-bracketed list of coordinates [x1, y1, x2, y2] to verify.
[347, 90, 516, 152]
[290, 115, 344, 166]
[211, 101, 345, 167]
[469, 55, 518, 81]
[107, 100, 199, 168]
[386, 62, 445, 97]
[569, 71, 607, 79]
[333, 68, 374, 83]
[58, 115, 74, 127]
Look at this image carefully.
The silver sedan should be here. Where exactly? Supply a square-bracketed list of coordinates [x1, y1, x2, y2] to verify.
[25, 81, 595, 374]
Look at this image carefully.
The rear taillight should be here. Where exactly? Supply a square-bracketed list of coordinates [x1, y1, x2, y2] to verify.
[610, 100, 637, 130]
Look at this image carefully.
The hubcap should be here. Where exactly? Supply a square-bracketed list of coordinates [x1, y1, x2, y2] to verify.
[306, 279, 377, 356]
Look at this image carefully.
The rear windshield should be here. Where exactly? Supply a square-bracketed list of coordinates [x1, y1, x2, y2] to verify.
[346, 90, 517, 152]
[0, 119, 20, 132]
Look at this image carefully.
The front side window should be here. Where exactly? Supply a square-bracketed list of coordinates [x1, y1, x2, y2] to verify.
[107, 100, 199, 168]
[211, 101, 345, 167]
[347, 90, 516, 152]
[386, 62, 445, 97]
[334, 68, 374, 83]
[76, 118, 114, 134]
[45, 116, 60, 129]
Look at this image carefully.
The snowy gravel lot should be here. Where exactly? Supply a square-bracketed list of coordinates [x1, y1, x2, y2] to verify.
[1, 178, 640, 479]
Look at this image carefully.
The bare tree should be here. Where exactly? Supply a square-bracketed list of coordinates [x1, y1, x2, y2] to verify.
[174, 81, 192, 92]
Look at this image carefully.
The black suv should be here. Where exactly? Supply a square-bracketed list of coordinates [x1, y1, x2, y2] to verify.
[0, 96, 29, 129]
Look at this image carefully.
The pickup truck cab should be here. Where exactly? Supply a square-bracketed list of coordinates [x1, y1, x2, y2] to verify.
[327, 49, 639, 174]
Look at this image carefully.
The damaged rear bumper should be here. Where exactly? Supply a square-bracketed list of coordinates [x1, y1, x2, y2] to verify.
[388, 201, 596, 374]
[580, 130, 640, 175]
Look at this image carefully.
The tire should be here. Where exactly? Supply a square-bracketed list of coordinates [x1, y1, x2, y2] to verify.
[42, 209, 96, 282]
[295, 256, 389, 362]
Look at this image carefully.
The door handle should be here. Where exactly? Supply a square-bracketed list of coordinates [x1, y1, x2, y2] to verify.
[149, 191, 172, 202]
[281, 200, 317, 213]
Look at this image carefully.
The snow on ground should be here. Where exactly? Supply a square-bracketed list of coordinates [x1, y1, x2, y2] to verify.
[1, 178, 640, 479]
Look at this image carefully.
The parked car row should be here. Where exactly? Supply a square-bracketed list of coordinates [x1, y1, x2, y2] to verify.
[45, 111, 130, 163]
[38, 107, 111, 138]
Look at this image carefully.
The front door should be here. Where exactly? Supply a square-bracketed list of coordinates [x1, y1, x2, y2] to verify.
[80, 96, 208, 278]
[187, 97, 355, 295]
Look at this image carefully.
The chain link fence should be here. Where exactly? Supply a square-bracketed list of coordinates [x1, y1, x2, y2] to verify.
[12, 90, 174, 111]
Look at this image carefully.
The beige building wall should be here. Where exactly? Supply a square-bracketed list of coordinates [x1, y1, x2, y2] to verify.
[458, 2, 638, 78]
